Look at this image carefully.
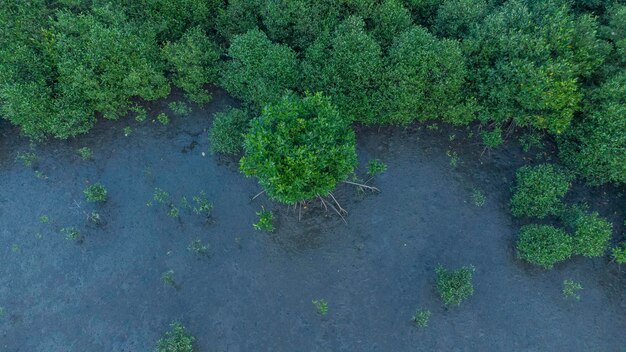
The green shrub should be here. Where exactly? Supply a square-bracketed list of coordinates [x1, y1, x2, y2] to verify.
[156, 322, 194, 352]
[221, 29, 298, 107]
[481, 128, 503, 148]
[434, 0, 489, 39]
[167, 101, 191, 116]
[84, 183, 107, 203]
[516, 225, 573, 269]
[471, 189, 486, 207]
[157, 113, 170, 125]
[411, 309, 431, 328]
[370, 0, 412, 48]
[209, 108, 251, 155]
[562, 279, 583, 300]
[77, 147, 93, 160]
[312, 299, 328, 316]
[611, 243, 626, 264]
[162, 27, 220, 104]
[571, 212, 612, 257]
[435, 265, 475, 306]
[510, 164, 572, 218]
[240, 93, 357, 204]
[366, 160, 387, 177]
[253, 207, 275, 232]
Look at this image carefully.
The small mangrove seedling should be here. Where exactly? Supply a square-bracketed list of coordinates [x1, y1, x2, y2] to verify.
[253, 208, 275, 232]
[88, 211, 102, 225]
[168, 101, 191, 116]
[367, 159, 387, 177]
[153, 188, 170, 204]
[16, 151, 36, 167]
[612, 243, 626, 265]
[188, 239, 208, 255]
[84, 183, 107, 203]
[131, 106, 147, 122]
[412, 309, 431, 328]
[436, 265, 475, 306]
[446, 150, 459, 167]
[11, 244, 20, 253]
[123, 126, 132, 137]
[34, 170, 47, 179]
[77, 147, 93, 160]
[157, 112, 170, 125]
[192, 192, 213, 217]
[312, 299, 328, 316]
[563, 279, 583, 301]
[61, 227, 81, 241]
[156, 322, 195, 352]
[167, 205, 180, 218]
[471, 188, 486, 207]
[39, 215, 49, 223]
[161, 270, 175, 287]
[426, 123, 439, 131]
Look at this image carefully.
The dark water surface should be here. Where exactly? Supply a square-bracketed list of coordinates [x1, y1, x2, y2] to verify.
[0, 90, 624, 351]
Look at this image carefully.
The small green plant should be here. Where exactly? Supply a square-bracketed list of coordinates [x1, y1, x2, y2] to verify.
[153, 188, 170, 204]
[253, 207, 275, 232]
[39, 215, 49, 223]
[132, 106, 147, 122]
[88, 211, 102, 225]
[84, 183, 107, 203]
[312, 299, 328, 316]
[168, 101, 191, 116]
[167, 205, 180, 218]
[570, 212, 612, 258]
[11, 244, 20, 253]
[156, 322, 195, 352]
[435, 265, 475, 306]
[516, 225, 573, 269]
[562, 279, 583, 301]
[481, 128, 503, 148]
[426, 123, 439, 131]
[34, 170, 47, 179]
[510, 164, 572, 218]
[161, 270, 175, 286]
[157, 113, 170, 125]
[180, 196, 191, 210]
[77, 147, 93, 160]
[192, 192, 213, 217]
[61, 227, 81, 241]
[611, 243, 626, 265]
[123, 126, 132, 137]
[446, 150, 459, 167]
[188, 239, 208, 255]
[209, 108, 251, 155]
[16, 151, 36, 167]
[471, 188, 486, 207]
[366, 159, 387, 177]
[411, 309, 431, 328]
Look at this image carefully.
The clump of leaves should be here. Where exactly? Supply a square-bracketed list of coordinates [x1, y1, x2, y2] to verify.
[446, 150, 459, 167]
[209, 108, 251, 155]
[516, 225, 573, 269]
[510, 164, 572, 218]
[168, 101, 191, 116]
[519, 131, 543, 152]
[34, 170, 47, 179]
[84, 183, 107, 203]
[39, 215, 49, 223]
[611, 243, 626, 265]
[123, 126, 132, 137]
[188, 239, 208, 255]
[167, 205, 180, 218]
[471, 188, 486, 207]
[77, 147, 92, 160]
[570, 212, 612, 257]
[254, 208, 275, 232]
[16, 151, 36, 167]
[411, 309, 431, 328]
[435, 265, 475, 306]
[157, 113, 170, 125]
[312, 299, 328, 316]
[366, 159, 387, 177]
[192, 192, 213, 218]
[240, 93, 357, 204]
[481, 128, 503, 148]
[153, 188, 170, 204]
[88, 211, 102, 225]
[61, 227, 81, 241]
[156, 322, 195, 352]
[563, 279, 583, 301]
[161, 270, 175, 286]
[131, 106, 147, 122]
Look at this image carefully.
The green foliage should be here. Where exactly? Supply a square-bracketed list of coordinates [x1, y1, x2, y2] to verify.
[156, 322, 194, 352]
[188, 239, 208, 255]
[153, 188, 170, 204]
[516, 225, 573, 269]
[559, 71, 626, 185]
[366, 160, 387, 177]
[510, 164, 572, 219]
[162, 27, 220, 104]
[562, 279, 583, 301]
[209, 108, 252, 155]
[77, 147, 93, 160]
[191, 192, 213, 217]
[571, 212, 612, 257]
[435, 265, 475, 306]
[167, 101, 191, 117]
[411, 309, 431, 328]
[161, 270, 175, 286]
[312, 299, 328, 316]
[123, 126, 133, 137]
[215, 0, 264, 42]
[253, 208, 275, 232]
[481, 128, 503, 148]
[612, 243, 626, 264]
[240, 93, 357, 204]
[157, 113, 170, 125]
[84, 183, 107, 203]
[16, 152, 37, 167]
[302, 16, 384, 124]
[61, 227, 81, 241]
[39, 215, 49, 223]
[471, 188, 486, 207]
[221, 29, 299, 107]
[434, 0, 489, 39]
[370, 0, 413, 48]
[464, 0, 607, 134]
[383, 25, 473, 125]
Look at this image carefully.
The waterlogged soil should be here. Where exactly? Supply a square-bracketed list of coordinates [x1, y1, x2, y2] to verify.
[0, 89, 624, 351]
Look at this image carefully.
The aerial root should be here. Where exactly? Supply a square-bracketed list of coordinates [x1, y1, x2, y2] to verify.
[343, 180, 380, 192]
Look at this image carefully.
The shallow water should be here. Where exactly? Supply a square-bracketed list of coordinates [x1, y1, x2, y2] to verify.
[0, 90, 624, 351]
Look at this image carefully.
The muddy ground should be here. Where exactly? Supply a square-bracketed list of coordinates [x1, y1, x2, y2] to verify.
[0, 89, 624, 351]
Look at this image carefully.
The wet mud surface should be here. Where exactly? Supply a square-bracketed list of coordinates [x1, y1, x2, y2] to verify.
[0, 90, 624, 351]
